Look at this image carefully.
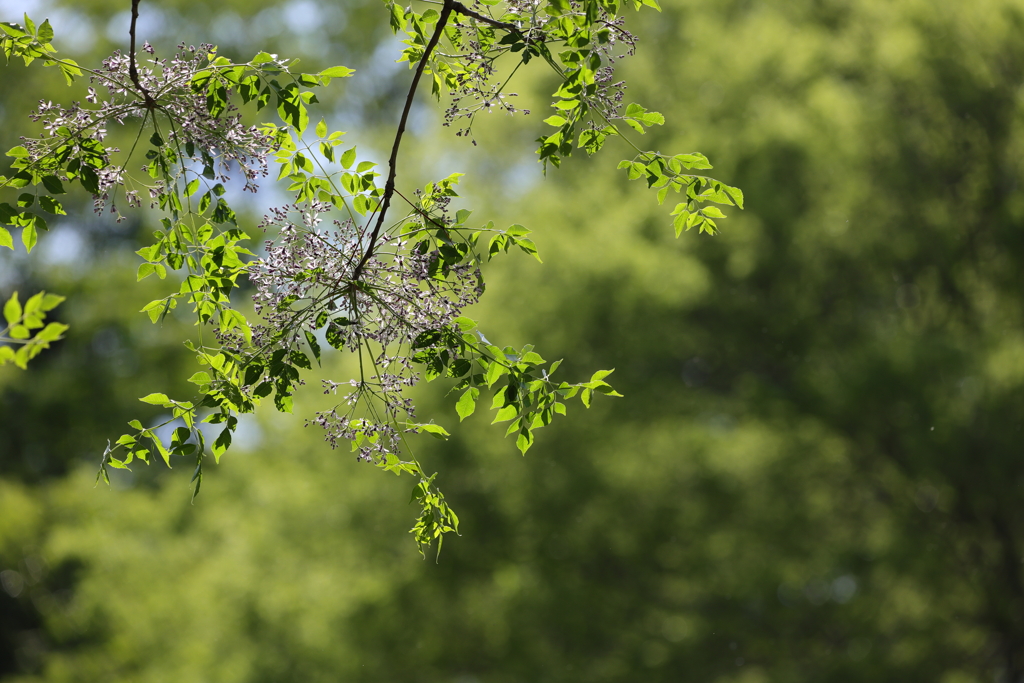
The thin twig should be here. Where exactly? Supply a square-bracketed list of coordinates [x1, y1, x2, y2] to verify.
[352, 0, 456, 280]
[129, 0, 158, 110]
[451, 1, 532, 38]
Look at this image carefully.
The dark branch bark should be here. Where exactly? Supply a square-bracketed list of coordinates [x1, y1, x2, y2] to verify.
[129, 0, 158, 110]
[352, 0, 455, 280]
[451, 1, 523, 35]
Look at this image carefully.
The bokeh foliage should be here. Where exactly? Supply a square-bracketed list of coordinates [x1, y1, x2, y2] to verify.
[2, 0, 1024, 681]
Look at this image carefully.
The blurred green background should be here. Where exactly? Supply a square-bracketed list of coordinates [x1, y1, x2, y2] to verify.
[2, 0, 1024, 680]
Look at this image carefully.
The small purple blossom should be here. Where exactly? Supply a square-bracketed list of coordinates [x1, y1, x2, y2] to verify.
[249, 200, 483, 462]
[21, 43, 274, 214]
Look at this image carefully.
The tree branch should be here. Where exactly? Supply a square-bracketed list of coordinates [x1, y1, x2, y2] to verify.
[352, 0, 455, 280]
[129, 0, 158, 110]
[450, 1, 523, 35]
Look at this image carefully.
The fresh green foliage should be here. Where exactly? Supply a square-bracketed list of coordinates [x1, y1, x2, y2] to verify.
[5, 0, 1024, 679]
[0, 18, 80, 258]
[619, 151, 744, 235]
[1, 0, 736, 554]
[0, 290, 67, 369]
[0, 12, 81, 81]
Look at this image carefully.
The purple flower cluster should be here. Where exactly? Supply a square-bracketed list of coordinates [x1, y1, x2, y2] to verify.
[249, 201, 483, 462]
[22, 42, 275, 216]
[441, 0, 638, 140]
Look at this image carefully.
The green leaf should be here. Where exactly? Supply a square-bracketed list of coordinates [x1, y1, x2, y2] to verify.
[0, 227, 12, 250]
[58, 59, 82, 85]
[492, 404, 518, 424]
[212, 426, 232, 463]
[725, 184, 745, 209]
[456, 387, 479, 421]
[325, 322, 345, 349]
[412, 329, 443, 349]
[315, 118, 327, 138]
[289, 350, 312, 370]
[23, 290, 44, 318]
[304, 329, 322, 365]
[147, 433, 171, 466]
[137, 263, 157, 281]
[139, 393, 171, 405]
[4, 292, 21, 326]
[677, 153, 712, 170]
[34, 322, 67, 342]
[319, 65, 354, 78]
[277, 90, 309, 133]
[274, 392, 293, 413]
[40, 293, 64, 311]
[642, 111, 665, 125]
[484, 358, 506, 386]
[21, 222, 36, 252]
[0, 23, 25, 38]
[141, 298, 174, 324]
[41, 175, 65, 194]
[453, 317, 477, 332]
[516, 430, 534, 455]
[106, 456, 129, 470]
[415, 423, 451, 439]
[219, 308, 250, 342]
[39, 196, 65, 215]
[341, 147, 356, 169]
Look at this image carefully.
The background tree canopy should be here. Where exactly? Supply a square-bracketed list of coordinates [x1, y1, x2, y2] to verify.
[2, 0, 1024, 681]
